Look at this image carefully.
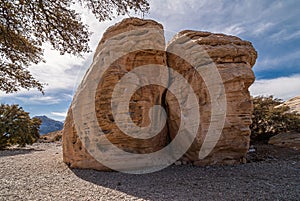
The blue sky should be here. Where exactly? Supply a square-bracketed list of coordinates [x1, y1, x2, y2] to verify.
[0, 0, 299, 121]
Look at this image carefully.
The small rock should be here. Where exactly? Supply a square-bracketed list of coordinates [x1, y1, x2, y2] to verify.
[248, 145, 256, 153]
[268, 132, 300, 150]
[174, 161, 182, 165]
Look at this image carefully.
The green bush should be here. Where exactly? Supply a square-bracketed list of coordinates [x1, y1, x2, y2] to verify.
[250, 96, 300, 143]
[0, 104, 41, 149]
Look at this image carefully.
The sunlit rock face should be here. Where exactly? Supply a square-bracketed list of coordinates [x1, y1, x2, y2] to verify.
[63, 18, 168, 171]
[282, 95, 300, 114]
[63, 18, 257, 171]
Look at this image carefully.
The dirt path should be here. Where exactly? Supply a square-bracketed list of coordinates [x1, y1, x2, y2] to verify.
[0, 143, 299, 201]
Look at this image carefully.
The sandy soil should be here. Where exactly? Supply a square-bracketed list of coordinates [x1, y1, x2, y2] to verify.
[0, 142, 299, 201]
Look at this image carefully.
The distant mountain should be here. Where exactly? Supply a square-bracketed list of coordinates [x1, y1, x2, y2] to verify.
[34, 115, 64, 135]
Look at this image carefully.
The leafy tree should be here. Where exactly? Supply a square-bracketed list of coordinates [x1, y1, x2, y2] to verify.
[0, 104, 41, 149]
[250, 96, 300, 143]
[0, 0, 149, 93]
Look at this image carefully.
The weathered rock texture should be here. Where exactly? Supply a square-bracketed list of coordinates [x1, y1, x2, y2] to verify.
[63, 18, 168, 170]
[269, 132, 300, 150]
[166, 31, 257, 165]
[63, 18, 258, 171]
[283, 95, 300, 114]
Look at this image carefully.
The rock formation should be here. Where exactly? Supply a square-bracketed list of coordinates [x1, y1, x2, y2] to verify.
[267, 95, 300, 150]
[63, 18, 168, 171]
[39, 130, 63, 143]
[63, 18, 258, 171]
[269, 132, 300, 150]
[282, 95, 300, 114]
[166, 31, 257, 165]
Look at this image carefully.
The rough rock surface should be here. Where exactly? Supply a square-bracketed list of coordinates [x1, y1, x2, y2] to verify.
[283, 95, 300, 114]
[63, 18, 168, 170]
[39, 130, 63, 143]
[63, 18, 258, 170]
[166, 31, 257, 165]
[269, 132, 300, 150]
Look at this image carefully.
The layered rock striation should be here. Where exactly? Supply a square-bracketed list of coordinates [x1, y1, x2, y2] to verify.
[63, 18, 257, 171]
[166, 31, 257, 165]
[63, 18, 168, 171]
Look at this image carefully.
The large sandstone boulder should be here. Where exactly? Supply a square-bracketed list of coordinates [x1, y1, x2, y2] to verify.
[63, 18, 258, 171]
[63, 18, 168, 171]
[166, 31, 257, 165]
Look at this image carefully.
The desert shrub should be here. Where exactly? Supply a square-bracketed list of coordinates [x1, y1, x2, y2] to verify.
[53, 134, 62, 142]
[0, 104, 41, 149]
[250, 96, 300, 143]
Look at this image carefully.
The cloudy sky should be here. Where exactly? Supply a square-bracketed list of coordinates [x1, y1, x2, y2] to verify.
[0, 0, 299, 121]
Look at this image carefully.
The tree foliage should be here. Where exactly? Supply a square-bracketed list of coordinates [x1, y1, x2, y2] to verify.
[0, 0, 149, 93]
[250, 96, 300, 143]
[0, 104, 41, 149]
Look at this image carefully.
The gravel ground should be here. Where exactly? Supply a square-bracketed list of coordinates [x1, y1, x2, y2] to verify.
[0, 143, 299, 201]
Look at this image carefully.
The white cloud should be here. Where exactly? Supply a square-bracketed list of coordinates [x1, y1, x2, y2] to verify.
[51, 111, 68, 117]
[27, 5, 122, 94]
[29, 48, 87, 91]
[270, 29, 300, 43]
[223, 24, 245, 36]
[20, 0, 299, 95]
[254, 49, 300, 71]
[249, 74, 300, 100]
[283, 29, 300, 41]
[16, 95, 63, 105]
[0, 88, 72, 106]
[0, 88, 38, 99]
[149, 0, 299, 40]
[253, 22, 274, 36]
[1, 0, 299, 118]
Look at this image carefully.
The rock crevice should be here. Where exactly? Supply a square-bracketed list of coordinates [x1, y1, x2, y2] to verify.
[63, 18, 257, 171]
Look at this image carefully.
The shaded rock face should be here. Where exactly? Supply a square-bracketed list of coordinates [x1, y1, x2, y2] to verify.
[166, 31, 257, 165]
[63, 18, 257, 171]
